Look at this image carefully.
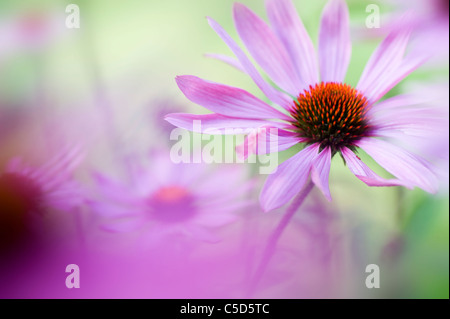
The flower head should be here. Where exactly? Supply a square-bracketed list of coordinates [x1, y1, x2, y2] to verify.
[166, 0, 442, 211]
[91, 151, 252, 243]
[291, 82, 371, 153]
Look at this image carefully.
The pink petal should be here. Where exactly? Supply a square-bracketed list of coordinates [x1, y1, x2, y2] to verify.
[357, 27, 410, 91]
[365, 53, 426, 104]
[356, 138, 439, 193]
[266, 0, 319, 88]
[93, 173, 143, 204]
[176, 75, 290, 120]
[371, 106, 446, 137]
[233, 3, 302, 96]
[30, 145, 83, 183]
[311, 147, 332, 201]
[373, 129, 449, 167]
[260, 143, 320, 212]
[356, 23, 423, 103]
[341, 147, 407, 187]
[236, 127, 303, 160]
[318, 0, 351, 83]
[165, 113, 288, 135]
[207, 17, 292, 110]
[368, 94, 425, 115]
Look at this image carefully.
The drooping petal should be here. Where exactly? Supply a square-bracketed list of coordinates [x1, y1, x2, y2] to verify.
[318, 0, 351, 83]
[356, 138, 439, 193]
[233, 3, 302, 96]
[176, 75, 290, 120]
[165, 113, 289, 135]
[341, 147, 407, 187]
[260, 143, 320, 212]
[207, 17, 292, 109]
[236, 127, 303, 159]
[266, 0, 319, 88]
[311, 147, 332, 201]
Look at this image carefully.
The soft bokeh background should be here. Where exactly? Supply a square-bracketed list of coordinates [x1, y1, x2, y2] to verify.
[0, 0, 448, 298]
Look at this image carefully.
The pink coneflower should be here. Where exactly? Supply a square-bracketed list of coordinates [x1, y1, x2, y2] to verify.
[166, 0, 440, 212]
[91, 151, 252, 243]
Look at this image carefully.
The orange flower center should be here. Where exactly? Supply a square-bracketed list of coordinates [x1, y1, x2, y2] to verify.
[291, 82, 371, 153]
[149, 186, 195, 223]
[152, 186, 190, 203]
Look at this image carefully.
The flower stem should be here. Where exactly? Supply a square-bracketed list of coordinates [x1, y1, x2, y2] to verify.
[247, 180, 314, 297]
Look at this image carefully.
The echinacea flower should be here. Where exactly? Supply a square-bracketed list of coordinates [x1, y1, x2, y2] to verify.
[166, 0, 441, 211]
[90, 151, 252, 243]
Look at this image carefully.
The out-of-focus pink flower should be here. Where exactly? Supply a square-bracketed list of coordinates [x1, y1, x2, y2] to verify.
[166, 0, 443, 212]
[0, 147, 84, 214]
[0, 9, 68, 60]
[91, 151, 253, 244]
[361, 0, 449, 65]
[0, 146, 84, 256]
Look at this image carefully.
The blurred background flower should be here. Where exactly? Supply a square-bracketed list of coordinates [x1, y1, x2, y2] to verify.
[90, 150, 253, 245]
[0, 0, 448, 299]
